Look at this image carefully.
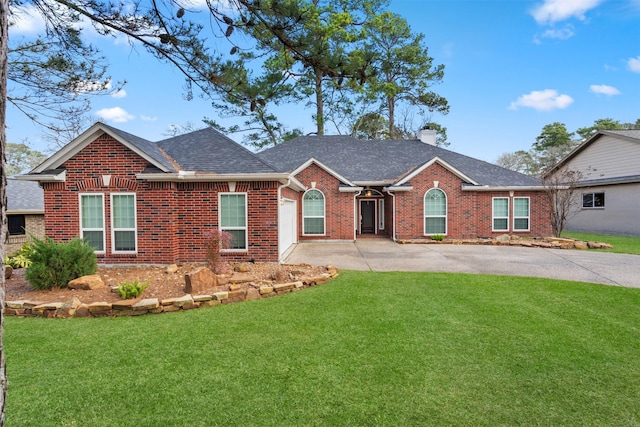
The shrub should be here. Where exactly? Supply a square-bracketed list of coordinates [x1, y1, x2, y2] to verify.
[431, 234, 445, 241]
[117, 279, 149, 300]
[4, 242, 35, 269]
[204, 228, 233, 274]
[25, 237, 97, 290]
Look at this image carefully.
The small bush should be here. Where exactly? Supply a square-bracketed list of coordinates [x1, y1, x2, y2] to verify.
[25, 237, 97, 290]
[204, 228, 233, 274]
[431, 234, 445, 241]
[117, 279, 149, 300]
[4, 242, 35, 269]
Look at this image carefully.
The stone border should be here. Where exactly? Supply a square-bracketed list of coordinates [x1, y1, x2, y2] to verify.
[4, 266, 339, 319]
[397, 235, 612, 250]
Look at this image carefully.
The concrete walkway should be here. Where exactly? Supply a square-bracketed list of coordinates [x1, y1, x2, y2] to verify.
[284, 239, 640, 288]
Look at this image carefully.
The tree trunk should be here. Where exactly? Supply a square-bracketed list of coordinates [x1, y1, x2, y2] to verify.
[0, 0, 10, 421]
[387, 94, 395, 139]
[314, 68, 324, 136]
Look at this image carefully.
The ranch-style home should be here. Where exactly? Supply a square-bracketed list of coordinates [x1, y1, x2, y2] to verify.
[546, 129, 640, 237]
[18, 122, 551, 264]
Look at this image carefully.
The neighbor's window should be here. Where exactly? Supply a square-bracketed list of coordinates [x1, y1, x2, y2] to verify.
[220, 193, 248, 250]
[80, 194, 105, 252]
[513, 197, 530, 231]
[424, 188, 447, 235]
[493, 197, 509, 231]
[111, 193, 137, 253]
[303, 189, 325, 235]
[8, 215, 26, 236]
[582, 192, 605, 208]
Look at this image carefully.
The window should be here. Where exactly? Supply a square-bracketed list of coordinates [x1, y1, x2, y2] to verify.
[303, 189, 325, 235]
[80, 194, 105, 252]
[220, 193, 248, 250]
[493, 198, 509, 231]
[582, 192, 605, 208]
[8, 215, 26, 236]
[513, 197, 530, 231]
[378, 199, 385, 231]
[424, 188, 447, 235]
[111, 193, 137, 253]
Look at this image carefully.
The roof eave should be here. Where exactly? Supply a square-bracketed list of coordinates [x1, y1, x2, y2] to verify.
[7, 209, 45, 215]
[461, 185, 546, 191]
[137, 171, 297, 185]
[15, 170, 66, 182]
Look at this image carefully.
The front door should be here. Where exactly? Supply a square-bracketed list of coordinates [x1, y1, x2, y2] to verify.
[360, 200, 375, 234]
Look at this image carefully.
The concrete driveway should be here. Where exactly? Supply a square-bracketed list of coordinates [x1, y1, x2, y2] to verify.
[284, 239, 640, 288]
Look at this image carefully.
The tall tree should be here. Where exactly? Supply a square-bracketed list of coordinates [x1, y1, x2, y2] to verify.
[362, 11, 448, 139]
[1, 0, 10, 418]
[6, 142, 47, 176]
[575, 117, 640, 141]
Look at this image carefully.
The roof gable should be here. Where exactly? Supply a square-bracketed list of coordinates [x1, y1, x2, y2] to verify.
[30, 122, 176, 174]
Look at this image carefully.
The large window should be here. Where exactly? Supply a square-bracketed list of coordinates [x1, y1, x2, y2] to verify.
[424, 188, 447, 235]
[220, 193, 248, 250]
[80, 194, 105, 252]
[8, 215, 26, 236]
[111, 193, 137, 253]
[513, 197, 530, 231]
[303, 189, 325, 235]
[582, 192, 605, 208]
[492, 197, 509, 231]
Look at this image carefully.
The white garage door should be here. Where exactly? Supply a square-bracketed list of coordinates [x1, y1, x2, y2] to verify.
[279, 199, 297, 259]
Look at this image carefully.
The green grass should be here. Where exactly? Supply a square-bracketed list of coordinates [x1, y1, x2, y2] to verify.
[6, 271, 640, 426]
[563, 231, 640, 255]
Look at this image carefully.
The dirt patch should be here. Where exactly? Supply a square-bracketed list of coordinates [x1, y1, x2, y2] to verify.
[5, 263, 327, 305]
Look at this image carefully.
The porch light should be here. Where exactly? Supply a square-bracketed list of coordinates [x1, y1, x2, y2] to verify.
[365, 188, 372, 197]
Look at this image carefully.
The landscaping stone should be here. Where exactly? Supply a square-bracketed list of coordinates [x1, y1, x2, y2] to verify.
[6, 300, 25, 309]
[185, 267, 218, 294]
[166, 264, 179, 274]
[213, 291, 229, 301]
[229, 273, 253, 284]
[259, 286, 273, 295]
[193, 294, 213, 302]
[246, 288, 261, 301]
[56, 298, 82, 318]
[234, 263, 251, 273]
[112, 299, 139, 310]
[574, 241, 589, 250]
[172, 294, 194, 308]
[4, 265, 13, 280]
[68, 274, 105, 290]
[88, 302, 112, 313]
[133, 298, 160, 311]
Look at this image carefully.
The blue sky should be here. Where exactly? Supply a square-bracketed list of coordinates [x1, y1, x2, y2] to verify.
[7, 0, 640, 163]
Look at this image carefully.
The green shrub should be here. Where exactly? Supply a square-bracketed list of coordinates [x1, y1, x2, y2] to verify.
[117, 279, 149, 300]
[4, 242, 35, 269]
[25, 238, 97, 290]
[431, 234, 445, 241]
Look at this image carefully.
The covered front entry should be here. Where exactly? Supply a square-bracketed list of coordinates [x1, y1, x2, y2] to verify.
[358, 190, 385, 236]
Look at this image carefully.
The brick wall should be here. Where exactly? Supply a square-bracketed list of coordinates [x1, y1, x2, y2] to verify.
[6, 214, 45, 254]
[42, 133, 281, 264]
[294, 163, 356, 240]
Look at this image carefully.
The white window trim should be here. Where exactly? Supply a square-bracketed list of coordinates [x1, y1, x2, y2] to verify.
[378, 199, 385, 231]
[582, 192, 605, 209]
[424, 188, 447, 236]
[302, 189, 326, 236]
[110, 193, 138, 254]
[513, 197, 530, 232]
[79, 193, 105, 254]
[219, 192, 249, 252]
[492, 197, 509, 232]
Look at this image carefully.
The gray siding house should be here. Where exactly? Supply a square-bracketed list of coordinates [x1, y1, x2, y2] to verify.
[548, 130, 640, 236]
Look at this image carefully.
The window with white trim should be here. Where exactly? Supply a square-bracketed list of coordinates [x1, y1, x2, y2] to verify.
[111, 193, 137, 253]
[513, 197, 530, 231]
[220, 193, 248, 250]
[424, 188, 447, 235]
[582, 192, 605, 208]
[492, 197, 509, 232]
[80, 194, 105, 253]
[303, 189, 325, 235]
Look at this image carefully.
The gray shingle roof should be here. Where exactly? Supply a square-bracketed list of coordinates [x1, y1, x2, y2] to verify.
[157, 127, 278, 174]
[258, 135, 540, 187]
[7, 178, 44, 212]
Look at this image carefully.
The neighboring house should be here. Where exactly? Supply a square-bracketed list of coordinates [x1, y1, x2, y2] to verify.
[6, 178, 45, 254]
[546, 130, 640, 237]
[18, 122, 551, 264]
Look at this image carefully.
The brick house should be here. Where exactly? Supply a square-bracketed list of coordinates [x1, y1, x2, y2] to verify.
[19, 123, 551, 264]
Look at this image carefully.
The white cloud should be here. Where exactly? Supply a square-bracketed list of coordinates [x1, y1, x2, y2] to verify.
[541, 26, 575, 40]
[9, 4, 46, 34]
[141, 115, 158, 122]
[112, 89, 127, 98]
[96, 107, 135, 123]
[589, 84, 621, 95]
[531, 0, 602, 25]
[74, 79, 112, 94]
[628, 56, 640, 73]
[509, 89, 574, 111]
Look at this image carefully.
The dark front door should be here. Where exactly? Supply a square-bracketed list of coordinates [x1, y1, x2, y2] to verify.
[361, 200, 375, 234]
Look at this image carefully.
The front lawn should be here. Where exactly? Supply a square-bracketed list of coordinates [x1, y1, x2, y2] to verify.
[563, 231, 640, 255]
[6, 271, 640, 426]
